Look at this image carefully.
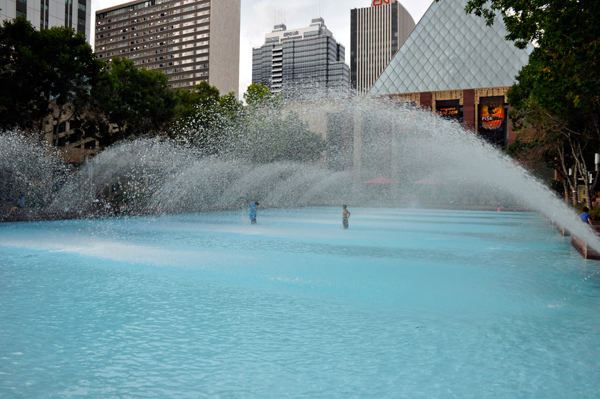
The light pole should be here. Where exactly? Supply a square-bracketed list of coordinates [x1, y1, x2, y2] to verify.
[569, 168, 577, 205]
[594, 154, 600, 206]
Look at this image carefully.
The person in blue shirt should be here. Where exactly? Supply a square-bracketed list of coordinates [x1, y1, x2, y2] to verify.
[6, 193, 25, 220]
[580, 207, 591, 224]
[249, 202, 259, 224]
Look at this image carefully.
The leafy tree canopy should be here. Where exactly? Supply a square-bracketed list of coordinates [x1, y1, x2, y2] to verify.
[175, 81, 221, 121]
[172, 82, 243, 153]
[459, 0, 600, 206]
[236, 84, 325, 163]
[0, 17, 101, 140]
[172, 83, 326, 163]
[462, 0, 599, 121]
[91, 56, 177, 147]
[244, 83, 283, 109]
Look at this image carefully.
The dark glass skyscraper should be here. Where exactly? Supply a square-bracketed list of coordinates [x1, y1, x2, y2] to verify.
[252, 18, 349, 99]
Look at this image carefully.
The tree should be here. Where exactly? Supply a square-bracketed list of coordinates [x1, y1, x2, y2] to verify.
[172, 82, 243, 154]
[172, 83, 326, 163]
[0, 17, 47, 135]
[244, 83, 283, 110]
[0, 17, 102, 141]
[507, 97, 596, 206]
[175, 81, 220, 121]
[92, 56, 177, 147]
[463, 0, 600, 132]
[235, 84, 326, 163]
[461, 0, 600, 206]
[40, 26, 103, 146]
[273, 112, 327, 163]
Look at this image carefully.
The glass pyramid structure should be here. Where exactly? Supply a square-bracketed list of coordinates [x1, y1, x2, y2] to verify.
[369, 0, 533, 95]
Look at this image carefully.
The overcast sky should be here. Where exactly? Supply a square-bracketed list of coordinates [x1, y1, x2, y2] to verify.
[91, 0, 435, 95]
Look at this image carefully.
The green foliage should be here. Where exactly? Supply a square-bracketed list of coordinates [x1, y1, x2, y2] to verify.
[175, 81, 220, 121]
[235, 85, 326, 163]
[91, 56, 177, 146]
[0, 20, 325, 165]
[0, 17, 102, 140]
[270, 112, 327, 163]
[549, 179, 564, 195]
[172, 83, 326, 163]
[172, 82, 243, 154]
[236, 108, 326, 164]
[459, 0, 600, 206]
[463, 0, 600, 133]
[244, 83, 283, 109]
[589, 206, 600, 220]
[0, 17, 47, 133]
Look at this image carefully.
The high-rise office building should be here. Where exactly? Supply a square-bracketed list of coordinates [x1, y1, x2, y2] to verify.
[95, 0, 240, 96]
[0, 0, 91, 41]
[350, 0, 414, 94]
[252, 18, 349, 99]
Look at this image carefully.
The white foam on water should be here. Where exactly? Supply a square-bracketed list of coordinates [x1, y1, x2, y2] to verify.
[0, 233, 249, 267]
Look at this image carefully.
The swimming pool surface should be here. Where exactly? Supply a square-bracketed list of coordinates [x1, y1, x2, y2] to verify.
[1, 208, 599, 398]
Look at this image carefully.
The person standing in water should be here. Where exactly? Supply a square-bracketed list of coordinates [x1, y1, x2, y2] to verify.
[342, 205, 351, 229]
[5, 193, 25, 220]
[249, 202, 259, 224]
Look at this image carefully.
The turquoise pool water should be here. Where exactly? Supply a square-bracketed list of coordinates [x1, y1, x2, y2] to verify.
[1, 208, 599, 398]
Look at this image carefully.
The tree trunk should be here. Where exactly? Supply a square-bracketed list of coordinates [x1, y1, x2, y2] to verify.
[557, 141, 578, 206]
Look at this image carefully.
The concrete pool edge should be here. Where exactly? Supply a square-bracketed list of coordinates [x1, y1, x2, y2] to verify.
[554, 222, 600, 260]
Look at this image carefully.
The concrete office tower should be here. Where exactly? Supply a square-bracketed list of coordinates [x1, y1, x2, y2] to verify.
[350, 0, 414, 94]
[252, 18, 350, 99]
[95, 0, 240, 96]
[0, 0, 92, 41]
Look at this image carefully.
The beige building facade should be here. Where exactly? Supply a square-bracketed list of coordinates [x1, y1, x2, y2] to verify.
[95, 0, 240, 96]
[1, 0, 92, 41]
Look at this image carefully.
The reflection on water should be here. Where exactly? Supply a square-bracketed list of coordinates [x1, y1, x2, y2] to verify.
[1, 208, 600, 398]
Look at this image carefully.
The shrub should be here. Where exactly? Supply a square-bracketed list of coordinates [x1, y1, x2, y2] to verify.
[589, 206, 600, 220]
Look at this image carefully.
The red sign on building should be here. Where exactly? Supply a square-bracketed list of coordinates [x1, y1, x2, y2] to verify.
[372, 0, 391, 6]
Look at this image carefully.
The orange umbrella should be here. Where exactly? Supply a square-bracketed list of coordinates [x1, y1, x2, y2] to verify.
[363, 177, 400, 183]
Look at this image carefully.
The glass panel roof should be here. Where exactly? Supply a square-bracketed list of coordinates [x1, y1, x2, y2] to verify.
[370, 0, 533, 95]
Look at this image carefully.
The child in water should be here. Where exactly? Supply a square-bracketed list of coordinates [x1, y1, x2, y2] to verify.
[249, 202, 259, 224]
[5, 193, 25, 220]
[580, 207, 591, 224]
[342, 205, 351, 229]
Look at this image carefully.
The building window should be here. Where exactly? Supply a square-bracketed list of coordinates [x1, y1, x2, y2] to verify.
[78, 2, 85, 11]
[16, 0, 27, 18]
[40, 0, 49, 29]
[65, 0, 73, 27]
